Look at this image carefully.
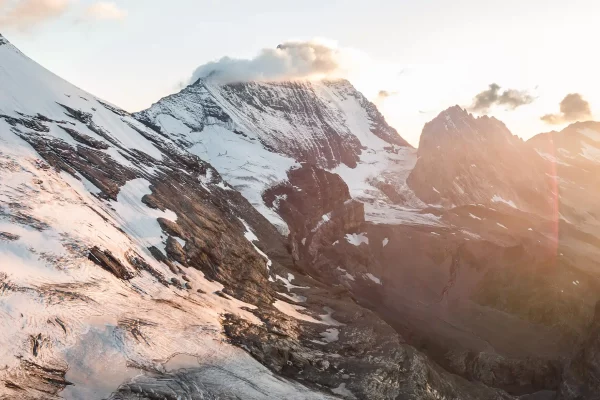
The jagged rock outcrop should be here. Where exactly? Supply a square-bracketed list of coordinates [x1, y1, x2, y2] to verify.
[407, 106, 553, 214]
[263, 163, 353, 239]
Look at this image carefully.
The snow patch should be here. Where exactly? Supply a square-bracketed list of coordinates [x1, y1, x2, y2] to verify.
[491, 195, 517, 209]
[110, 178, 177, 252]
[579, 128, 600, 142]
[365, 273, 382, 285]
[238, 218, 272, 270]
[276, 274, 309, 292]
[273, 301, 321, 324]
[320, 328, 340, 343]
[336, 267, 355, 281]
[580, 142, 600, 163]
[344, 233, 369, 246]
[331, 383, 356, 399]
[278, 292, 308, 303]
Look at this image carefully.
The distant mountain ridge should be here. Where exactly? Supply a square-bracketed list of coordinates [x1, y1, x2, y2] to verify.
[407, 105, 554, 214]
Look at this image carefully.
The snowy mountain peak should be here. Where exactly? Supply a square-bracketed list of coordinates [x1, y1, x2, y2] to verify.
[0, 33, 8, 46]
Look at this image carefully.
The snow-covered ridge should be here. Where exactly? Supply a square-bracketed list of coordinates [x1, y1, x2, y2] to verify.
[136, 77, 416, 232]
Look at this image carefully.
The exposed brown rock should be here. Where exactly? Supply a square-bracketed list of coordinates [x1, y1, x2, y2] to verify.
[88, 247, 134, 280]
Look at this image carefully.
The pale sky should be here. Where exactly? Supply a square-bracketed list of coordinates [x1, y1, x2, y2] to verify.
[3, 0, 599, 146]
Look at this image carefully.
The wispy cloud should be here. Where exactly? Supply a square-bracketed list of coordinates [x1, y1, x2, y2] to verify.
[470, 83, 534, 112]
[84, 1, 127, 21]
[0, 0, 71, 31]
[541, 93, 592, 125]
[377, 90, 399, 99]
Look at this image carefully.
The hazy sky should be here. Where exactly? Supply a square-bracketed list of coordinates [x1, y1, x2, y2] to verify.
[3, 0, 599, 146]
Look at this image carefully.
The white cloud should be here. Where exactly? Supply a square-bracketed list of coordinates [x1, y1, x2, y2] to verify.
[0, 0, 71, 31]
[85, 1, 127, 20]
[189, 39, 371, 85]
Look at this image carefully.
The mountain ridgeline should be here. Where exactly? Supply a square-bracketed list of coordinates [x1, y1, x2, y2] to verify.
[1, 32, 600, 399]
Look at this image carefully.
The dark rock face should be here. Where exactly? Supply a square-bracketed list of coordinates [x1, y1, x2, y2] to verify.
[2, 359, 71, 400]
[407, 106, 553, 214]
[88, 247, 134, 280]
[557, 301, 600, 400]
[446, 350, 562, 395]
[58, 126, 110, 149]
[9, 116, 137, 200]
[264, 163, 352, 240]
[223, 311, 514, 400]
[0, 231, 19, 241]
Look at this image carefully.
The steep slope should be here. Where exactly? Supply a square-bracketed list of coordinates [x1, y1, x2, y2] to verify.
[0, 33, 335, 399]
[407, 106, 554, 215]
[135, 78, 419, 234]
[0, 33, 519, 400]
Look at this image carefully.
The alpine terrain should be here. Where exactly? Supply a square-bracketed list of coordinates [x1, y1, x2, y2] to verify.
[1, 33, 599, 400]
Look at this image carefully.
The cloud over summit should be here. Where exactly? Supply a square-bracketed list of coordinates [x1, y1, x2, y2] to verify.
[189, 40, 362, 85]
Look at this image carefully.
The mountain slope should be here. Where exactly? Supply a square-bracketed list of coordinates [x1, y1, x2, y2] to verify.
[0, 33, 339, 399]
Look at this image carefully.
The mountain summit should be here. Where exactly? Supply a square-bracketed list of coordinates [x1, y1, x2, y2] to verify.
[408, 105, 554, 213]
[136, 77, 416, 233]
